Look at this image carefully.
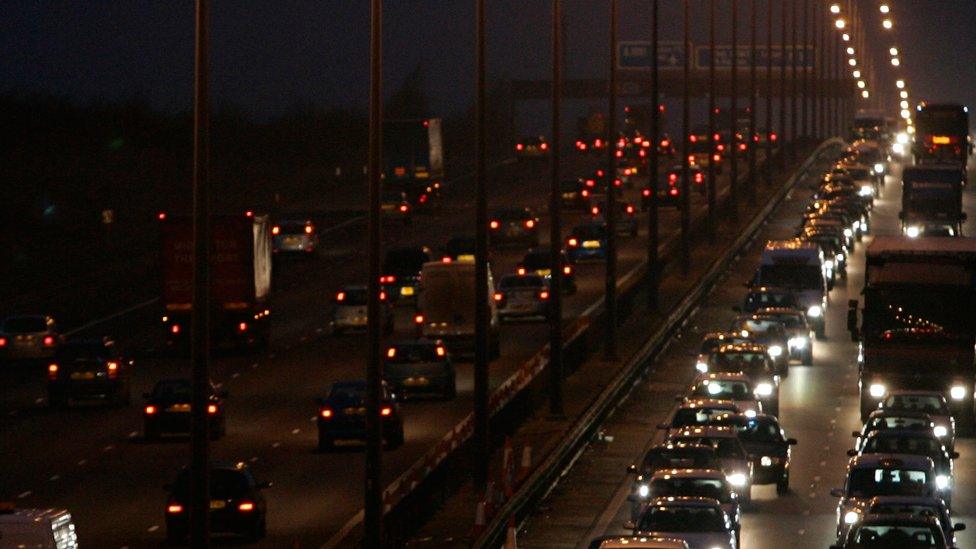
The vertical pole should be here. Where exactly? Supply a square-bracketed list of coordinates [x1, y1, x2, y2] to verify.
[548, 0, 564, 416]
[790, 0, 797, 161]
[474, 0, 490, 489]
[605, 0, 619, 361]
[729, 0, 739, 217]
[189, 0, 211, 545]
[706, 0, 717, 240]
[364, 0, 384, 545]
[815, 0, 823, 139]
[680, 0, 691, 274]
[647, 0, 660, 310]
[778, 0, 787, 169]
[765, 0, 773, 187]
[801, 0, 809, 140]
[747, 0, 757, 201]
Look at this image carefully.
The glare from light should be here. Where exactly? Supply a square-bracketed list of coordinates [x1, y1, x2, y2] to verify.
[847, 47, 855, 55]
[896, 80, 905, 89]
[727, 473, 747, 487]
[906, 225, 920, 238]
[951, 385, 967, 401]
[900, 100, 909, 109]
[842, 33, 850, 42]
[934, 425, 948, 438]
[936, 475, 950, 490]
[900, 90, 909, 99]
[696, 361, 709, 373]
[830, 4, 841, 14]
[849, 58, 858, 67]
[845, 511, 860, 524]
[883, 19, 893, 29]
[901, 109, 911, 119]
[857, 80, 866, 89]
[891, 58, 900, 67]
[869, 383, 886, 398]
[880, 4, 890, 14]
[889, 47, 899, 56]
[861, 90, 870, 99]
[835, 19, 846, 29]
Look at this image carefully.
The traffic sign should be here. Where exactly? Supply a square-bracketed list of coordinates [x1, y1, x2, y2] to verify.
[618, 41, 686, 71]
[695, 45, 815, 70]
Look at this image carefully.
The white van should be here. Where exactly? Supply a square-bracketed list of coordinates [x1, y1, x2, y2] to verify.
[416, 260, 500, 358]
[0, 505, 79, 548]
[752, 240, 828, 338]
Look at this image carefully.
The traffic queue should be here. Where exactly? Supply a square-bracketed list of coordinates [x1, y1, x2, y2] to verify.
[588, 134, 968, 549]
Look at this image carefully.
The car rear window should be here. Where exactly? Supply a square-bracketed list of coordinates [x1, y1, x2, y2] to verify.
[56, 343, 111, 361]
[387, 345, 443, 363]
[152, 380, 192, 400]
[574, 225, 606, 239]
[175, 469, 249, 499]
[278, 222, 309, 234]
[500, 276, 545, 289]
[3, 317, 47, 333]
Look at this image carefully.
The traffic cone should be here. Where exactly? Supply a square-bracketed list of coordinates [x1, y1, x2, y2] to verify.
[517, 445, 532, 485]
[504, 521, 517, 549]
[471, 500, 487, 539]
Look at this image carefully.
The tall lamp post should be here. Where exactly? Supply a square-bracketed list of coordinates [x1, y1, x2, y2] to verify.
[680, 0, 691, 274]
[548, 0, 564, 416]
[648, 0, 661, 309]
[728, 0, 739, 218]
[605, 0, 619, 360]
[764, 0, 773, 187]
[707, 0, 717, 240]
[747, 0, 758, 200]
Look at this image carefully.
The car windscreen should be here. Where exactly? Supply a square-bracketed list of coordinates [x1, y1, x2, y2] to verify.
[383, 249, 430, 273]
[175, 469, 249, 499]
[709, 352, 769, 374]
[757, 313, 804, 329]
[848, 468, 932, 498]
[732, 319, 784, 336]
[868, 503, 942, 520]
[737, 418, 784, 444]
[851, 524, 943, 547]
[650, 478, 731, 504]
[693, 380, 752, 400]
[499, 276, 545, 289]
[329, 385, 366, 402]
[863, 436, 942, 456]
[745, 291, 797, 311]
[757, 265, 823, 289]
[338, 289, 369, 306]
[671, 407, 737, 428]
[3, 317, 47, 333]
[573, 225, 607, 239]
[644, 449, 718, 471]
[867, 416, 932, 432]
[638, 506, 727, 533]
[676, 437, 746, 460]
[882, 395, 950, 416]
[152, 380, 192, 400]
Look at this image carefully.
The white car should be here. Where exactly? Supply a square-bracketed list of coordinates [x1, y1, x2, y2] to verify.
[633, 496, 737, 549]
[687, 373, 763, 418]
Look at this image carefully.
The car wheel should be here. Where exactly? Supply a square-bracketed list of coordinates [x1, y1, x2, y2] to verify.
[777, 470, 790, 495]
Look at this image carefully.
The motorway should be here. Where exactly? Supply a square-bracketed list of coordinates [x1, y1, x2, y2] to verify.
[0, 148, 761, 546]
[518, 153, 976, 548]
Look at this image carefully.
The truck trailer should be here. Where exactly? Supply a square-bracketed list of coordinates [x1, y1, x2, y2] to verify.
[900, 166, 967, 237]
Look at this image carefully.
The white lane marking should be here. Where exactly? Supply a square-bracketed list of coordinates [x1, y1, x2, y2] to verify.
[271, 442, 281, 448]
[251, 363, 259, 370]
[128, 431, 139, 439]
[17, 491, 32, 499]
[64, 297, 160, 336]
[321, 509, 365, 549]
[309, 416, 317, 422]
[104, 445, 114, 452]
[231, 372, 240, 379]
[77, 459, 87, 466]
[35, 397, 44, 404]
[291, 428, 301, 435]
[249, 456, 259, 463]
[49, 475, 60, 482]
[148, 525, 159, 533]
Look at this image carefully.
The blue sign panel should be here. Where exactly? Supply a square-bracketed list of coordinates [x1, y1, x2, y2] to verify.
[618, 41, 686, 70]
[695, 45, 815, 70]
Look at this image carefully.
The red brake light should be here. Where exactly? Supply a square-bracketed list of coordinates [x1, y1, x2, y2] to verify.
[690, 134, 698, 143]
[517, 267, 526, 275]
[145, 405, 157, 415]
[539, 291, 550, 300]
[387, 347, 396, 358]
[336, 292, 345, 302]
[661, 139, 670, 147]
[626, 205, 635, 214]
[563, 265, 572, 275]
[237, 322, 248, 332]
[594, 139, 603, 148]
[321, 408, 333, 418]
[441, 256, 452, 263]
[238, 502, 255, 512]
[770, 133, 778, 142]
[591, 206, 600, 216]
[305, 225, 314, 234]
[717, 144, 726, 152]
[490, 220, 500, 229]
[167, 504, 183, 514]
[399, 204, 409, 213]
[568, 238, 579, 247]
[516, 144, 524, 151]
[713, 154, 722, 162]
[106, 361, 119, 375]
[669, 173, 678, 183]
[642, 188, 651, 197]
[272, 226, 281, 235]
[616, 150, 623, 158]
[43, 336, 55, 346]
[669, 188, 679, 196]
[157, 212, 167, 221]
[419, 194, 428, 203]
[245, 210, 254, 217]
[436, 346, 446, 357]
[713, 133, 721, 141]
[414, 314, 425, 324]
[0, 336, 6, 347]
[380, 406, 393, 417]
[738, 143, 747, 151]
[170, 324, 181, 335]
[207, 404, 218, 415]
[540, 143, 548, 150]
[493, 292, 504, 302]
[47, 363, 58, 380]
[524, 219, 535, 229]
[585, 179, 595, 187]
[694, 173, 704, 184]
[581, 189, 590, 197]
[379, 291, 387, 301]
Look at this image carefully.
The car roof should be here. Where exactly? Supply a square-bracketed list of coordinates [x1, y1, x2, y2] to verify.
[850, 454, 935, 469]
[887, 390, 946, 398]
[694, 372, 751, 383]
[863, 429, 940, 440]
[650, 468, 726, 481]
[754, 307, 801, 316]
[716, 342, 768, 353]
[678, 399, 740, 410]
[388, 339, 441, 348]
[647, 496, 723, 508]
[590, 536, 689, 549]
[867, 409, 933, 421]
[672, 426, 738, 438]
[868, 495, 945, 508]
[652, 442, 717, 453]
[857, 512, 943, 527]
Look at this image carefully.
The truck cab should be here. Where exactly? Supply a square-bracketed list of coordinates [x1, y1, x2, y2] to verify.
[900, 166, 967, 238]
[751, 240, 828, 338]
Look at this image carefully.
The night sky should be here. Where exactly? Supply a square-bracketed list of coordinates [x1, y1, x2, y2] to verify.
[3, 1, 974, 128]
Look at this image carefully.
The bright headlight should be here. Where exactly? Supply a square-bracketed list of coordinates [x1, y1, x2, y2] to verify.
[807, 305, 823, 318]
[859, 185, 874, 197]
[853, 220, 862, 231]
[936, 475, 950, 490]
[638, 484, 650, 498]
[744, 409, 757, 418]
[844, 228, 854, 238]
[934, 425, 949, 438]
[740, 330, 750, 338]
[892, 142, 905, 155]
[950, 385, 967, 401]
[837, 253, 845, 263]
[767, 345, 783, 358]
[873, 163, 885, 174]
[708, 383, 723, 396]
[726, 472, 747, 487]
[824, 259, 835, 270]
[844, 510, 861, 524]
[897, 132, 909, 145]
[789, 337, 808, 349]
[755, 383, 774, 397]
[906, 226, 921, 238]
[760, 456, 773, 467]
[869, 383, 887, 398]
[696, 361, 709, 373]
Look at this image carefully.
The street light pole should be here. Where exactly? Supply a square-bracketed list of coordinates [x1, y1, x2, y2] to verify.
[778, 0, 787, 169]
[647, 0, 660, 310]
[473, 0, 491, 490]
[729, 0, 739, 218]
[548, 0, 564, 417]
[790, 0, 798, 161]
[189, 0, 211, 545]
[765, 0, 773, 187]
[748, 0, 758, 201]
[681, 0, 691, 274]
[364, 0, 384, 545]
[605, 0, 619, 361]
[707, 0, 717, 240]
[801, 0, 809, 140]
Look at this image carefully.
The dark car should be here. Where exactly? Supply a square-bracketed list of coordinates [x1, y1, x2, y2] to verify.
[489, 207, 540, 248]
[853, 410, 945, 452]
[589, 200, 639, 237]
[707, 343, 780, 416]
[143, 378, 227, 441]
[740, 286, 799, 314]
[712, 413, 797, 494]
[851, 429, 958, 506]
[831, 513, 949, 549]
[316, 380, 404, 450]
[657, 165, 704, 207]
[517, 248, 577, 294]
[799, 227, 848, 280]
[566, 223, 608, 263]
[515, 135, 550, 158]
[271, 218, 318, 256]
[443, 235, 477, 263]
[383, 339, 456, 400]
[47, 338, 132, 407]
[381, 246, 432, 305]
[330, 285, 395, 336]
[559, 178, 590, 210]
[164, 462, 270, 542]
[0, 314, 61, 362]
[381, 188, 412, 224]
[752, 308, 814, 365]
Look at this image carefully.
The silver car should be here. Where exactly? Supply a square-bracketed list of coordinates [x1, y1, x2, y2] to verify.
[0, 315, 61, 361]
[633, 496, 737, 549]
[669, 426, 754, 504]
[330, 286, 394, 336]
[272, 219, 319, 255]
[495, 274, 551, 322]
[687, 373, 763, 418]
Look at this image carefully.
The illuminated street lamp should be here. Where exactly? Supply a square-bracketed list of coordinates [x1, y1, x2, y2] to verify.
[880, 4, 890, 14]
[835, 19, 846, 29]
[889, 47, 898, 56]
[896, 79, 905, 89]
[901, 109, 911, 119]
[900, 90, 909, 99]
[882, 19, 893, 29]
[842, 33, 850, 41]
[852, 69, 861, 78]
[900, 100, 909, 109]
[830, 4, 841, 14]
[848, 58, 857, 66]
[861, 90, 870, 99]
[846, 46, 854, 55]
[857, 80, 866, 89]
[890, 57, 900, 67]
